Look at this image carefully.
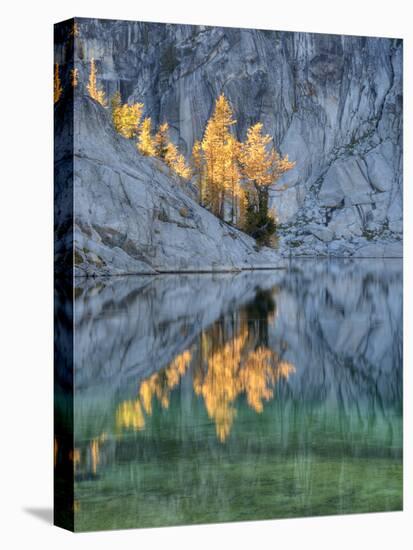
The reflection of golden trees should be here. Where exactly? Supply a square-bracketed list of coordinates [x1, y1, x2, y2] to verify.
[116, 399, 145, 431]
[115, 350, 192, 430]
[90, 435, 107, 474]
[194, 322, 295, 441]
[140, 350, 192, 412]
[71, 434, 106, 476]
[194, 329, 248, 442]
[115, 299, 295, 442]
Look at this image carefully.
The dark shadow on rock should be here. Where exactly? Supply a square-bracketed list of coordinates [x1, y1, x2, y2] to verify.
[24, 507, 53, 524]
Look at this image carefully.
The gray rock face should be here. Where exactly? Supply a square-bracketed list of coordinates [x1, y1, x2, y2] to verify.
[56, 18, 403, 258]
[69, 95, 284, 275]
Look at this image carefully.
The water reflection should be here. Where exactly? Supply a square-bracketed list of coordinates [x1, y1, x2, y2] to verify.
[115, 292, 295, 441]
[66, 260, 402, 530]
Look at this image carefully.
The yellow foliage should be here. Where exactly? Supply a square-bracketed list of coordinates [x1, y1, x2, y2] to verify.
[87, 58, 106, 106]
[137, 117, 156, 156]
[165, 142, 192, 180]
[239, 122, 295, 188]
[223, 135, 242, 223]
[111, 91, 143, 139]
[90, 439, 100, 474]
[154, 122, 170, 159]
[139, 350, 192, 414]
[54, 63, 63, 104]
[116, 399, 145, 431]
[115, 313, 295, 443]
[200, 94, 237, 217]
[241, 348, 295, 412]
[193, 323, 295, 441]
[194, 329, 248, 441]
[70, 67, 78, 88]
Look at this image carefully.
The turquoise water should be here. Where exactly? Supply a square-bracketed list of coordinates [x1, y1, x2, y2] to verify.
[68, 260, 402, 531]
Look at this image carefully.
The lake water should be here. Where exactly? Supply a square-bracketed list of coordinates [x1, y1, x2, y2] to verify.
[58, 259, 403, 531]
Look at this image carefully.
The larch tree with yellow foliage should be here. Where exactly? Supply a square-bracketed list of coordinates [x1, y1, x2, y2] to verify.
[239, 122, 295, 245]
[87, 58, 107, 106]
[154, 122, 170, 160]
[111, 91, 143, 139]
[200, 94, 237, 218]
[165, 142, 192, 180]
[223, 135, 242, 224]
[54, 63, 63, 104]
[137, 117, 156, 156]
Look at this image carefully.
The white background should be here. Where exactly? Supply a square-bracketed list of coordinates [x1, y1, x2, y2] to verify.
[0, 0, 411, 548]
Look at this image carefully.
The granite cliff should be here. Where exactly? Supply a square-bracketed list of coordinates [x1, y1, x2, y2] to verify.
[54, 19, 403, 269]
[54, 92, 283, 275]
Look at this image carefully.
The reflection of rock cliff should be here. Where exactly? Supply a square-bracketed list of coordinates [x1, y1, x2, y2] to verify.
[73, 260, 402, 411]
[73, 271, 283, 389]
[55, 19, 402, 257]
[271, 259, 402, 407]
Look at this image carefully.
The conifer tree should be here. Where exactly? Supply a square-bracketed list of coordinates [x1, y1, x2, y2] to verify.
[165, 142, 191, 180]
[201, 94, 237, 218]
[87, 58, 106, 106]
[165, 141, 178, 167]
[173, 151, 192, 180]
[154, 122, 170, 159]
[54, 63, 63, 104]
[137, 117, 156, 156]
[223, 135, 241, 224]
[111, 91, 143, 139]
[239, 122, 295, 244]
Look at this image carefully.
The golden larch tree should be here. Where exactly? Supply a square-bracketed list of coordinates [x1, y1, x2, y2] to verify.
[137, 117, 156, 156]
[201, 94, 237, 218]
[223, 135, 242, 224]
[111, 91, 143, 139]
[87, 58, 106, 106]
[165, 142, 192, 180]
[54, 63, 63, 104]
[239, 122, 295, 243]
[154, 122, 170, 159]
